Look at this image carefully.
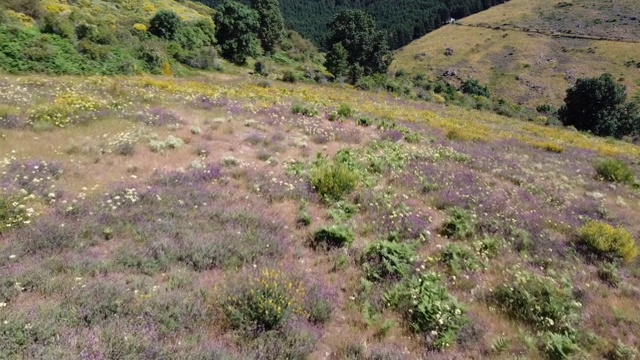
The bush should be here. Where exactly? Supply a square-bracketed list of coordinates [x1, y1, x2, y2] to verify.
[291, 103, 319, 117]
[578, 221, 638, 263]
[362, 240, 417, 282]
[441, 243, 477, 275]
[254, 60, 269, 76]
[149, 10, 181, 40]
[282, 70, 298, 83]
[597, 263, 620, 287]
[310, 158, 358, 201]
[542, 332, 579, 360]
[312, 225, 354, 249]
[490, 271, 581, 334]
[439, 207, 475, 239]
[385, 272, 467, 350]
[460, 79, 489, 97]
[594, 159, 636, 184]
[220, 268, 306, 333]
[337, 103, 355, 118]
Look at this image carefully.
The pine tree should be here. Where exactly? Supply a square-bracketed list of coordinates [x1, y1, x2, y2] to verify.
[324, 42, 349, 80]
[251, 0, 285, 54]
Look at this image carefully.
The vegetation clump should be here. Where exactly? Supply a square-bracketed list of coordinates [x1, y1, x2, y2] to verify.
[491, 271, 581, 335]
[362, 240, 417, 282]
[439, 207, 475, 239]
[594, 159, 636, 185]
[559, 73, 640, 139]
[310, 157, 359, 201]
[312, 225, 355, 249]
[578, 221, 638, 263]
[220, 268, 306, 333]
[385, 272, 467, 350]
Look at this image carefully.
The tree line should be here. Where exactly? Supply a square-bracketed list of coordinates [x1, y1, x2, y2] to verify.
[196, 0, 510, 49]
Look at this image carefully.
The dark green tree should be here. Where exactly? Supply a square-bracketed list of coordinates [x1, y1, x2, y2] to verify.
[251, 0, 285, 54]
[149, 10, 181, 40]
[324, 42, 349, 80]
[559, 73, 639, 138]
[325, 10, 392, 80]
[215, 0, 261, 65]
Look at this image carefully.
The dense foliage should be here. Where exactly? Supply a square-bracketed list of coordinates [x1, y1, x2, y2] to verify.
[559, 73, 640, 139]
[196, 0, 510, 49]
[215, 1, 261, 65]
[325, 10, 392, 80]
[251, 0, 285, 54]
[0, 2, 218, 75]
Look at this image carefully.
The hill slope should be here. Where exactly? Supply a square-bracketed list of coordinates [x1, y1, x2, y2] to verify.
[1, 71, 640, 359]
[392, 0, 640, 107]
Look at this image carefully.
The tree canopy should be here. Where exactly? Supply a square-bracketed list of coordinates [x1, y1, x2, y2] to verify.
[251, 0, 285, 53]
[559, 73, 640, 139]
[215, 0, 261, 65]
[325, 10, 392, 80]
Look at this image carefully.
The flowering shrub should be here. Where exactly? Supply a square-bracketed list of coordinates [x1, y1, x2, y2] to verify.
[0, 196, 33, 234]
[490, 271, 581, 334]
[220, 268, 306, 333]
[384, 272, 467, 350]
[362, 240, 417, 282]
[578, 221, 638, 263]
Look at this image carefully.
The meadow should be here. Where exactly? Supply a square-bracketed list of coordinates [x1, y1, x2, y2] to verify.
[0, 73, 639, 359]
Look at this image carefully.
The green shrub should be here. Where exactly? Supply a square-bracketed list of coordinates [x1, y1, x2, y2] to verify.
[282, 70, 298, 83]
[439, 207, 475, 239]
[440, 243, 477, 274]
[291, 103, 319, 117]
[362, 240, 417, 282]
[296, 209, 311, 227]
[597, 263, 620, 287]
[608, 339, 638, 360]
[337, 103, 355, 118]
[254, 60, 269, 76]
[149, 10, 181, 40]
[312, 225, 354, 249]
[578, 221, 638, 263]
[385, 272, 467, 350]
[491, 271, 581, 334]
[220, 268, 306, 333]
[460, 79, 489, 97]
[594, 159, 636, 184]
[356, 116, 373, 127]
[542, 332, 579, 360]
[310, 159, 358, 201]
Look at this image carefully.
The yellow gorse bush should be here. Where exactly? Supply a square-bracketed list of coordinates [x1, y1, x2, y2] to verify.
[221, 268, 306, 331]
[579, 221, 638, 263]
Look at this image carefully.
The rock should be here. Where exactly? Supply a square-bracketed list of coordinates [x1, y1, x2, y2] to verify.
[442, 69, 457, 77]
[586, 191, 605, 200]
[444, 47, 454, 56]
[608, 184, 617, 190]
[211, 117, 227, 124]
[244, 119, 257, 127]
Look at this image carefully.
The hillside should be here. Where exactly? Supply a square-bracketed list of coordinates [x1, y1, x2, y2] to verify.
[195, 0, 510, 49]
[392, 0, 640, 107]
[1, 72, 640, 358]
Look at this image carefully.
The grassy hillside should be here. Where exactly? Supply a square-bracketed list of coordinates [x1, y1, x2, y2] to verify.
[392, 0, 640, 107]
[1, 72, 639, 358]
[0, 0, 219, 75]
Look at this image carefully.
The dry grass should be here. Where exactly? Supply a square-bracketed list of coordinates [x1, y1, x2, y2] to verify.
[392, 0, 640, 106]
